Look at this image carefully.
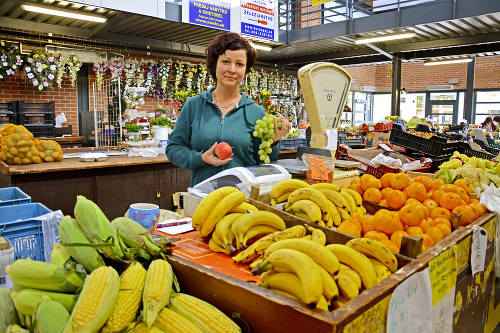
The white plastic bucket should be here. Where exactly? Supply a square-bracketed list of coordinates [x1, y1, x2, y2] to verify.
[152, 126, 169, 141]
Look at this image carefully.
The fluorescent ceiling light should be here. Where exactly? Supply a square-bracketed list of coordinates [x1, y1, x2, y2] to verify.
[252, 44, 272, 51]
[22, 4, 107, 23]
[355, 32, 415, 44]
[424, 58, 473, 66]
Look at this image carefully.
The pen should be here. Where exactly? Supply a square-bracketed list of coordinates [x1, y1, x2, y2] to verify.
[156, 221, 189, 228]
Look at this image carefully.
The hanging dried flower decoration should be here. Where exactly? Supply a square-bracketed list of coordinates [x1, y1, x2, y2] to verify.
[108, 57, 123, 82]
[173, 62, 184, 92]
[66, 54, 82, 87]
[144, 61, 158, 93]
[24, 49, 58, 91]
[93, 58, 109, 91]
[124, 59, 138, 87]
[154, 60, 172, 100]
[54, 53, 65, 88]
[0, 40, 23, 81]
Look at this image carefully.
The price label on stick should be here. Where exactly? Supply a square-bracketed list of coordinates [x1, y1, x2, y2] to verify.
[310, 156, 329, 181]
[471, 227, 487, 276]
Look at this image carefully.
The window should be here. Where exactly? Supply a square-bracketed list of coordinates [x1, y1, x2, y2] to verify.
[474, 90, 500, 125]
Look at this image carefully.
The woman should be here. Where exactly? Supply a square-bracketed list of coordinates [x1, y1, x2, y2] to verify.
[166, 33, 291, 186]
[481, 116, 497, 132]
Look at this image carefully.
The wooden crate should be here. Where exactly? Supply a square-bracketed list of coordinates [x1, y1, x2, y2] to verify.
[166, 212, 497, 332]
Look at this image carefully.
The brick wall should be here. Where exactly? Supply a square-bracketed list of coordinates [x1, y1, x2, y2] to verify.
[0, 73, 78, 131]
[474, 56, 500, 88]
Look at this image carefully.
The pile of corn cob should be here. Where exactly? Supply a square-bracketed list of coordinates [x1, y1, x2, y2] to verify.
[0, 195, 242, 332]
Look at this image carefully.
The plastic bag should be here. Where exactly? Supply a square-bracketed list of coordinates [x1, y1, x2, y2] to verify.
[40, 210, 63, 263]
[371, 153, 403, 170]
[128, 147, 163, 157]
[479, 183, 500, 278]
[302, 153, 335, 184]
[0, 124, 42, 165]
[34, 139, 63, 162]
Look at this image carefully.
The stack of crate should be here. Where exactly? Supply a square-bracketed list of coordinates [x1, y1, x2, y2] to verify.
[0, 101, 56, 138]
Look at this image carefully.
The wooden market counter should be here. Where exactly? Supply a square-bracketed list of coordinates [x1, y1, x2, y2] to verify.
[0, 148, 299, 219]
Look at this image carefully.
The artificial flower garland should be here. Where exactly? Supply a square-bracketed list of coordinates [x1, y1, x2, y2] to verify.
[108, 57, 123, 82]
[24, 49, 58, 91]
[0, 41, 23, 81]
[93, 58, 109, 91]
[66, 54, 81, 87]
[54, 53, 65, 88]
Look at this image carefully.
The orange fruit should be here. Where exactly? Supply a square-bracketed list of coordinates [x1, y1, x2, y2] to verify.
[399, 203, 427, 226]
[360, 174, 381, 191]
[439, 184, 458, 193]
[427, 217, 435, 226]
[432, 179, 445, 191]
[350, 178, 361, 186]
[387, 190, 407, 209]
[455, 187, 470, 204]
[376, 215, 404, 236]
[390, 173, 410, 190]
[421, 203, 430, 219]
[337, 222, 361, 238]
[434, 217, 451, 229]
[405, 198, 421, 206]
[470, 198, 479, 204]
[452, 205, 476, 226]
[425, 227, 444, 244]
[435, 223, 451, 237]
[422, 199, 439, 214]
[390, 230, 409, 248]
[440, 192, 462, 211]
[469, 202, 484, 219]
[343, 217, 363, 233]
[454, 179, 471, 194]
[380, 173, 395, 188]
[364, 230, 389, 242]
[380, 240, 400, 253]
[425, 190, 433, 200]
[378, 199, 389, 207]
[413, 176, 433, 191]
[422, 234, 434, 252]
[363, 188, 383, 204]
[430, 207, 451, 220]
[406, 182, 427, 202]
[407, 226, 424, 236]
[381, 187, 393, 199]
[351, 213, 369, 227]
[418, 219, 432, 232]
[373, 209, 393, 226]
[347, 184, 364, 196]
[362, 215, 377, 235]
[432, 190, 446, 204]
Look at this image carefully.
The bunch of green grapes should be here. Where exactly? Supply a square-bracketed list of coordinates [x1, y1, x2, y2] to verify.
[253, 115, 282, 164]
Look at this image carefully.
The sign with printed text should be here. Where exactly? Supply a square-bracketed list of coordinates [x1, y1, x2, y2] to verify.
[429, 246, 457, 306]
[187, 0, 231, 30]
[240, 0, 275, 40]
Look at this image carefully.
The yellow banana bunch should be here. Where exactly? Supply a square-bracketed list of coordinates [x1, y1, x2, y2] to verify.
[199, 191, 247, 237]
[345, 238, 398, 273]
[285, 187, 331, 225]
[191, 187, 240, 229]
[257, 248, 323, 306]
[232, 211, 286, 247]
[233, 225, 306, 263]
[270, 179, 309, 206]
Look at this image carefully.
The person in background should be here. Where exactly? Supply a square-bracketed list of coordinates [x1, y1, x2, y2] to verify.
[481, 116, 497, 132]
[493, 115, 500, 129]
[165, 32, 291, 187]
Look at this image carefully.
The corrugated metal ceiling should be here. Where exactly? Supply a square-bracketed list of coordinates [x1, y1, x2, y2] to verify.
[1, 0, 500, 67]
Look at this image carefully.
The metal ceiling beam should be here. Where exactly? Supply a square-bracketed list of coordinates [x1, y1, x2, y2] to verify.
[0, 16, 89, 38]
[364, 42, 393, 59]
[88, 12, 132, 39]
[272, 47, 376, 65]
[386, 32, 500, 53]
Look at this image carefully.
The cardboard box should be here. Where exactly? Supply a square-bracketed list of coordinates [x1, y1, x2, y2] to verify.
[117, 141, 156, 151]
[365, 132, 391, 147]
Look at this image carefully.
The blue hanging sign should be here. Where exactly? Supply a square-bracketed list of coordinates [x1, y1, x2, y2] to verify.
[188, 0, 231, 30]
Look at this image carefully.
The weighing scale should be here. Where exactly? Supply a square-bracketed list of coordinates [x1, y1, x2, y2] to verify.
[274, 62, 352, 175]
[190, 164, 291, 197]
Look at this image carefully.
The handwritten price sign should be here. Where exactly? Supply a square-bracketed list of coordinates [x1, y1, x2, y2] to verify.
[309, 156, 329, 181]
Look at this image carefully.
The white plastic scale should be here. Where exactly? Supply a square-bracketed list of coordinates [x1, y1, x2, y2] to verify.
[190, 164, 291, 197]
[190, 63, 352, 197]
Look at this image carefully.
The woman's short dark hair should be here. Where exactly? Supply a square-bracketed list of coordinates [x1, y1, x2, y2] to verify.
[205, 32, 257, 82]
[494, 115, 500, 123]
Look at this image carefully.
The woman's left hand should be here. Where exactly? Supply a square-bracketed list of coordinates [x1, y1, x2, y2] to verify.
[273, 115, 291, 145]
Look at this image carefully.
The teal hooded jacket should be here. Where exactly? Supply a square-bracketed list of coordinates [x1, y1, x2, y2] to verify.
[165, 88, 280, 186]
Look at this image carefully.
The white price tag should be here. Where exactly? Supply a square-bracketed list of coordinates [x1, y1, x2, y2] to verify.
[471, 227, 487, 276]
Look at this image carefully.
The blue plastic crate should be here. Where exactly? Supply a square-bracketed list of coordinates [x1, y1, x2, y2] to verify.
[0, 203, 52, 261]
[0, 187, 31, 207]
[279, 138, 307, 150]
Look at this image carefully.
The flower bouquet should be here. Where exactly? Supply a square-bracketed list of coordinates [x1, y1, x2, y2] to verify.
[24, 49, 58, 91]
[93, 58, 109, 90]
[0, 40, 23, 81]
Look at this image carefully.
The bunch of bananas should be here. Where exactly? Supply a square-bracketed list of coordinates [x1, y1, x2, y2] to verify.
[251, 236, 398, 311]
[270, 179, 366, 227]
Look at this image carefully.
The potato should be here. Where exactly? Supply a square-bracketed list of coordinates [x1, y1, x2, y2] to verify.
[12, 157, 21, 164]
[18, 147, 29, 154]
[51, 151, 60, 159]
[15, 140, 28, 147]
[32, 156, 42, 163]
[44, 156, 54, 162]
[39, 152, 46, 159]
[6, 152, 13, 159]
[9, 147, 18, 155]
[21, 158, 31, 164]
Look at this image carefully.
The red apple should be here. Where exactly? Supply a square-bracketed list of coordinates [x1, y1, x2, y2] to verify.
[215, 142, 232, 160]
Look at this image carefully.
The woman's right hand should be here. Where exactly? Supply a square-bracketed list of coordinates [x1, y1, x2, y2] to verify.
[202, 142, 232, 167]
